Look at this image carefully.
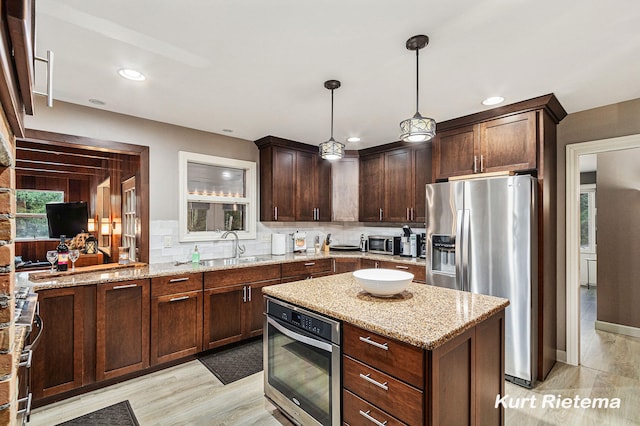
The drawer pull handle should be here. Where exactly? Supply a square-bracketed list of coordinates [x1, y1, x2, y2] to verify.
[359, 373, 388, 391]
[169, 277, 189, 283]
[359, 410, 388, 426]
[304, 262, 316, 266]
[170, 296, 189, 302]
[113, 284, 137, 290]
[17, 393, 32, 417]
[395, 265, 409, 270]
[359, 336, 389, 351]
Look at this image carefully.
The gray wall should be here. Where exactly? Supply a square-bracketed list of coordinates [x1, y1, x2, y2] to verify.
[596, 149, 640, 327]
[556, 97, 640, 350]
[24, 98, 259, 221]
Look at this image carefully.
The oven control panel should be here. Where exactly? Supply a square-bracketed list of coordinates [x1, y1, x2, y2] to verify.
[267, 299, 334, 342]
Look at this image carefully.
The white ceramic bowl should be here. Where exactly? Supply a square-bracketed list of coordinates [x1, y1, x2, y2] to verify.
[352, 268, 414, 297]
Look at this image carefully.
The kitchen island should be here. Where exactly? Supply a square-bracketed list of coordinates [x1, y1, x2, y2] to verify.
[263, 273, 509, 425]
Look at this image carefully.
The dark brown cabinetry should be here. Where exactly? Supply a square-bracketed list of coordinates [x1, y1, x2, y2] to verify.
[360, 258, 426, 284]
[150, 274, 203, 365]
[333, 257, 361, 273]
[433, 110, 537, 181]
[256, 136, 331, 222]
[32, 286, 90, 403]
[343, 310, 506, 425]
[281, 258, 333, 282]
[96, 279, 150, 381]
[359, 142, 430, 223]
[203, 264, 281, 349]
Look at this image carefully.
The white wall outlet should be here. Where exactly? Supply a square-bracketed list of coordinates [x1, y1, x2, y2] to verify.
[261, 234, 272, 242]
[163, 236, 172, 248]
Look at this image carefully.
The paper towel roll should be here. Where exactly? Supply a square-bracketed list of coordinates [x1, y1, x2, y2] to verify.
[271, 233, 286, 255]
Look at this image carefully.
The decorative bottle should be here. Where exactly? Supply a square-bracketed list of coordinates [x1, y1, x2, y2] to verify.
[192, 245, 200, 264]
[57, 235, 69, 271]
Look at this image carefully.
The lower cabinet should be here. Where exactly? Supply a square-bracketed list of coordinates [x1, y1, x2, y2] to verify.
[203, 264, 281, 350]
[281, 258, 333, 282]
[360, 258, 426, 283]
[32, 286, 90, 403]
[333, 257, 361, 273]
[96, 279, 150, 381]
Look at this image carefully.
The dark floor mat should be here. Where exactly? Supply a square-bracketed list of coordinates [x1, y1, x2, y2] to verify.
[198, 338, 263, 385]
[56, 400, 139, 426]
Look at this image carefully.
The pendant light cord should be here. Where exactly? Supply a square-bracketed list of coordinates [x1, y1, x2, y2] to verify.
[415, 48, 420, 114]
[330, 88, 335, 139]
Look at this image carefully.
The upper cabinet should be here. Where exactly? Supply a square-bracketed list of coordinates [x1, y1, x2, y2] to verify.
[255, 136, 332, 222]
[433, 95, 565, 181]
[359, 142, 431, 223]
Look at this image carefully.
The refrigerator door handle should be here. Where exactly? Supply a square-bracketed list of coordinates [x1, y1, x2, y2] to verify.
[461, 209, 471, 292]
[455, 210, 464, 289]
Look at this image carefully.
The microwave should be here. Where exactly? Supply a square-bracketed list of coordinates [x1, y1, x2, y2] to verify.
[368, 236, 401, 255]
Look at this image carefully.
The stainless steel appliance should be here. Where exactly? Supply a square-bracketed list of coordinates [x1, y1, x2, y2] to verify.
[426, 175, 538, 387]
[264, 296, 341, 425]
[368, 235, 400, 255]
[419, 233, 426, 259]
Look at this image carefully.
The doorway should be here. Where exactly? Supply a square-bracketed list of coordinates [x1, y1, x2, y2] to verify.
[565, 133, 640, 365]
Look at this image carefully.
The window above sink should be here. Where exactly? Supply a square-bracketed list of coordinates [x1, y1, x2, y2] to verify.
[179, 152, 257, 242]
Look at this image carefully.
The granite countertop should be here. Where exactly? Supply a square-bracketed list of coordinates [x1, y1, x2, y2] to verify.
[263, 273, 509, 350]
[16, 252, 426, 291]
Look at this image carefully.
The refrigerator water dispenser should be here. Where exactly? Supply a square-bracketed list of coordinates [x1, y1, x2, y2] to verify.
[431, 235, 455, 275]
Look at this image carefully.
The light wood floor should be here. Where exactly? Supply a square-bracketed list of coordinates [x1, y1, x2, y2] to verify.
[31, 288, 639, 425]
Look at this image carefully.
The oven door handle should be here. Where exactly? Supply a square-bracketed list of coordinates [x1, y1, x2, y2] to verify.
[267, 316, 333, 353]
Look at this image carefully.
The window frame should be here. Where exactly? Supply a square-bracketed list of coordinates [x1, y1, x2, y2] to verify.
[15, 189, 65, 240]
[178, 151, 257, 242]
[579, 184, 597, 254]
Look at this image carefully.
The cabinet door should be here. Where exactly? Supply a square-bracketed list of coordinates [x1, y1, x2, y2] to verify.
[272, 147, 296, 221]
[384, 148, 414, 222]
[359, 153, 384, 221]
[96, 279, 150, 381]
[480, 111, 537, 173]
[433, 125, 479, 180]
[378, 260, 426, 283]
[244, 281, 278, 338]
[295, 150, 316, 221]
[32, 287, 86, 401]
[315, 155, 332, 221]
[412, 143, 431, 224]
[150, 290, 203, 365]
[333, 258, 361, 273]
[203, 285, 244, 350]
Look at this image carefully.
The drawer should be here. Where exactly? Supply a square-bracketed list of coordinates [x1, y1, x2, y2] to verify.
[343, 355, 423, 426]
[343, 389, 407, 426]
[281, 259, 332, 277]
[378, 261, 426, 283]
[151, 273, 203, 297]
[343, 323, 424, 389]
[204, 264, 281, 288]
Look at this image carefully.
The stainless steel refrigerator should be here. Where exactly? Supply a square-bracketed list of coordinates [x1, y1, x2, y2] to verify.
[426, 175, 537, 387]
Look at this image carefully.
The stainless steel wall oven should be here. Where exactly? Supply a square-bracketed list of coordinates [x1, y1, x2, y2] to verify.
[264, 296, 341, 426]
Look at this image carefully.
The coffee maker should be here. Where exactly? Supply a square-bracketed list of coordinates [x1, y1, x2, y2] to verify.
[400, 226, 422, 258]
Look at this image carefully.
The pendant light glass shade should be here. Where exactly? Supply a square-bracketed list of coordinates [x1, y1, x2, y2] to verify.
[319, 80, 344, 160]
[400, 35, 436, 143]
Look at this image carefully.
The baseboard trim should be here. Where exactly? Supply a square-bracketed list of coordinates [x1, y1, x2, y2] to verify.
[556, 349, 567, 363]
[595, 320, 640, 338]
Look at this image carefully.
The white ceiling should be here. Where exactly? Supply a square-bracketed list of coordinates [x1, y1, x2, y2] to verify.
[33, 0, 640, 149]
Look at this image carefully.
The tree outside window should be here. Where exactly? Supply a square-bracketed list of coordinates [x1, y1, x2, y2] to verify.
[579, 185, 596, 253]
[16, 189, 64, 239]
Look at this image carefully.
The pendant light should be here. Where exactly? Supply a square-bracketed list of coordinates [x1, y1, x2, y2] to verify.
[319, 80, 345, 160]
[399, 35, 436, 143]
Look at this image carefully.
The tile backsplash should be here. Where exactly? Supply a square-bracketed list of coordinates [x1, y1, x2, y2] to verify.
[149, 220, 425, 264]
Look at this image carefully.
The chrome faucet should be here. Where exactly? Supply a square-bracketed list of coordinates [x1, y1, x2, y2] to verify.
[221, 230, 246, 258]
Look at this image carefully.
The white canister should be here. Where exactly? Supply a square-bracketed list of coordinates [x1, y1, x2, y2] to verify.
[271, 233, 286, 255]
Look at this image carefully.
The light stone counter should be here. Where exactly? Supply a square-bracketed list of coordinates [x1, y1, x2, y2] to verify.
[263, 272, 509, 350]
[16, 252, 425, 291]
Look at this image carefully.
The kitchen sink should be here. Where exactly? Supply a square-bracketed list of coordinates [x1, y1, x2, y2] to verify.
[198, 256, 271, 267]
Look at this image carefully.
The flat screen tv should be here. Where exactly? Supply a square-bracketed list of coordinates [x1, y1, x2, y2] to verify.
[45, 202, 89, 239]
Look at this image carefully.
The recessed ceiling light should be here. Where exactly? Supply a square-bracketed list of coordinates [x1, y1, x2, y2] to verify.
[222, 129, 234, 133]
[347, 137, 361, 143]
[482, 96, 505, 106]
[118, 68, 146, 81]
[88, 98, 106, 105]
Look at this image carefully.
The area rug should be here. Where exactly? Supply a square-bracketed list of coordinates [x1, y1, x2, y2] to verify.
[56, 400, 139, 426]
[198, 338, 263, 385]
